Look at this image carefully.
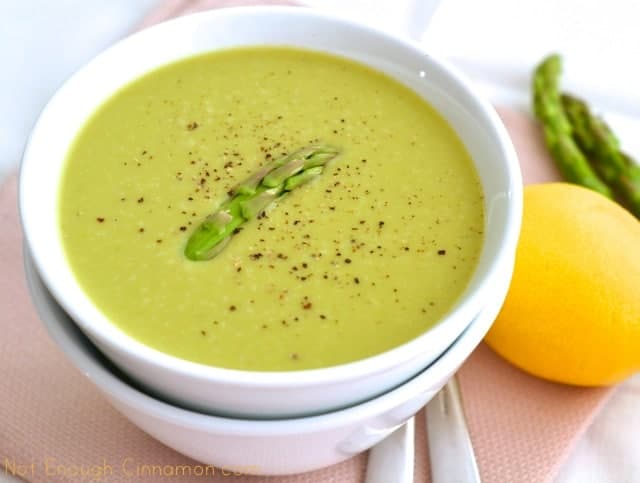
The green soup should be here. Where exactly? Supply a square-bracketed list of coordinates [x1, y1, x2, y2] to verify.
[59, 47, 484, 371]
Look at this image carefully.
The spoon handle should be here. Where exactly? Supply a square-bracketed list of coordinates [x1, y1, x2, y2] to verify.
[426, 376, 481, 483]
[365, 417, 415, 483]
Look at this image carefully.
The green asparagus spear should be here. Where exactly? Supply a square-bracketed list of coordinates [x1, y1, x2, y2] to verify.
[184, 144, 340, 261]
[532, 54, 613, 198]
[561, 93, 640, 218]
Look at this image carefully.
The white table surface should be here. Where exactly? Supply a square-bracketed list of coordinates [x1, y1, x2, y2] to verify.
[2, 1, 639, 482]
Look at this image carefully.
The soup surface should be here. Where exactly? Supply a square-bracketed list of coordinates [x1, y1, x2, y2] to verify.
[59, 47, 484, 371]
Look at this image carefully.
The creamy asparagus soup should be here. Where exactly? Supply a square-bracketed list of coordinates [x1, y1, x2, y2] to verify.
[59, 47, 484, 371]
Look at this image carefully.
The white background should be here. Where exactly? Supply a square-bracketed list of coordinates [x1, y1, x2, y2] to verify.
[1, 1, 639, 482]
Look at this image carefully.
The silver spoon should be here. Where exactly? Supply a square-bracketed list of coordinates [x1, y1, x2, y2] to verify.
[426, 376, 481, 483]
[365, 416, 415, 483]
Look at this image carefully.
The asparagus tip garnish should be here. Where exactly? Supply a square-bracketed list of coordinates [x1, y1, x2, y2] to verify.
[185, 144, 340, 261]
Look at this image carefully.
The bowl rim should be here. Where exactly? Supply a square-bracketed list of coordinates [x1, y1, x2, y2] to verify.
[19, 5, 522, 387]
[27, 249, 511, 433]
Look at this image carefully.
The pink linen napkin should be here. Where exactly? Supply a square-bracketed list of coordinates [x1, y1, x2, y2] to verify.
[0, 2, 613, 482]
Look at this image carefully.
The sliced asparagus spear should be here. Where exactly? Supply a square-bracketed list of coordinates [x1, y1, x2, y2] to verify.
[532, 54, 613, 198]
[184, 144, 340, 261]
[562, 93, 640, 218]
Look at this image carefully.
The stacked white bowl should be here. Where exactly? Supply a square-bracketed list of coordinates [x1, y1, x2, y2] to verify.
[25, 251, 512, 474]
[19, 8, 522, 475]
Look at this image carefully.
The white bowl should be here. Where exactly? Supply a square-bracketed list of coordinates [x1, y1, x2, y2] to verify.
[19, 7, 522, 418]
[26, 250, 511, 475]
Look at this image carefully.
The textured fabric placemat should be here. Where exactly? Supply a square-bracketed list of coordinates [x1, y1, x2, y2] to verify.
[0, 2, 613, 482]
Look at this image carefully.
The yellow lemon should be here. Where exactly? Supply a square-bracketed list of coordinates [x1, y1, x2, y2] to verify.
[485, 182, 640, 386]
